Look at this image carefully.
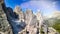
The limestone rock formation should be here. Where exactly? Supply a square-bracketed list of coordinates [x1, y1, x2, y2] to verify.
[0, 0, 13, 34]
[18, 9, 48, 34]
[6, 6, 26, 34]
[26, 15, 38, 34]
[48, 27, 59, 34]
[36, 11, 43, 27]
[25, 9, 33, 25]
[14, 6, 25, 22]
[18, 9, 40, 34]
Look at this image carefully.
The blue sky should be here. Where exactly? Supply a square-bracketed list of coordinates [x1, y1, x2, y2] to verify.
[4, 0, 60, 16]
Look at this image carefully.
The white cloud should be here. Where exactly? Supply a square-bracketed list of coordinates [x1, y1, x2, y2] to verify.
[20, 0, 57, 16]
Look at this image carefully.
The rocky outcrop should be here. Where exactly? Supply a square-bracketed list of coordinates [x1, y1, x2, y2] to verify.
[14, 6, 25, 22]
[5, 6, 26, 34]
[25, 9, 33, 25]
[0, 0, 13, 34]
[18, 9, 48, 34]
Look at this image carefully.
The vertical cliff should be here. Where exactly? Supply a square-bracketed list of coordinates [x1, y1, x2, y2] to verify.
[0, 0, 13, 34]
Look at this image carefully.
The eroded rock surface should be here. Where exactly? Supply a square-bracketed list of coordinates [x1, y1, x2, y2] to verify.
[0, 0, 13, 34]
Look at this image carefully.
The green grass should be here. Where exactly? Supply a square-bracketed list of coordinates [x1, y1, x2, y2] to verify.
[52, 19, 60, 33]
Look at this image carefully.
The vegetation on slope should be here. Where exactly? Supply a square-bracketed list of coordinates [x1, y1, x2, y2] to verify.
[52, 19, 60, 33]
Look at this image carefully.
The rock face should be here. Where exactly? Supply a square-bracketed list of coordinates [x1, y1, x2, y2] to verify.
[0, 0, 13, 34]
[25, 9, 33, 25]
[36, 11, 43, 28]
[6, 6, 26, 34]
[14, 6, 25, 22]
[25, 9, 38, 34]
[18, 9, 43, 34]
[48, 27, 59, 34]
[6, 7, 14, 18]
[17, 9, 49, 34]
[5, 5, 58, 34]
